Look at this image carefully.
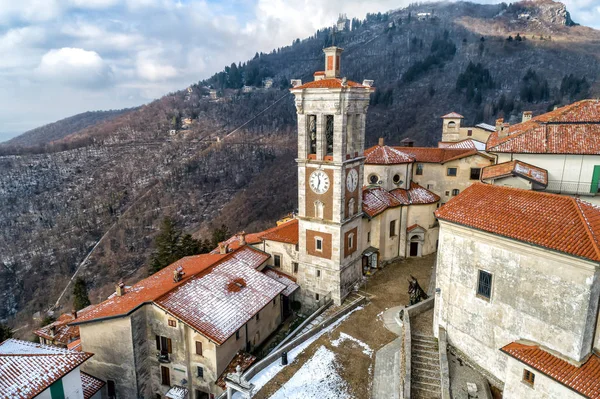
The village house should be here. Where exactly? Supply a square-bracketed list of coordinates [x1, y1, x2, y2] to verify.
[71, 246, 291, 399]
[34, 306, 94, 349]
[0, 339, 104, 399]
[433, 183, 600, 398]
[485, 100, 600, 204]
[440, 112, 494, 149]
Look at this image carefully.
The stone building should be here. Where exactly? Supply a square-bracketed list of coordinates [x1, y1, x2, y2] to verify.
[484, 99, 600, 204]
[0, 339, 104, 399]
[34, 306, 94, 348]
[434, 183, 600, 398]
[440, 112, 495, 146]
[72, 246, 289, 399]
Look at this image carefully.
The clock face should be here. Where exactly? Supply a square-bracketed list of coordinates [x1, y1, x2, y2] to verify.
[309, 170, 330, 194]
[346, 169, 358, 192]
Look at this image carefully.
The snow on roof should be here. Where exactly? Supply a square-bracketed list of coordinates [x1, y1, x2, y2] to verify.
[364, 145, 414, 165]
[475, 123, 496, 132]
[262, 267, 300, 296]
[165, 386, 189, 399]
[216, 351, 256, 389]
[155, 248, 285, 345]
[81, 372, 105, 399]
[0, 339, 93, 399]
[482, 161, 548, 186]
[441, 112, 464, 119]
[34, 306, 94, 345]
[438, 139, 486, 151]
[435, 183, 600, 262]
[362, 182, 439, 218]
[487, 99, 600, 154]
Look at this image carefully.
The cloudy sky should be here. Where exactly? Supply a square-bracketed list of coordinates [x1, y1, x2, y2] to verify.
[0, 0, 598, 141]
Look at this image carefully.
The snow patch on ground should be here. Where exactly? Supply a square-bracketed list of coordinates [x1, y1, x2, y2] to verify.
[331, 332, 374, 356]
[268, 346, 351, 399]
[241, 306, 364, 398]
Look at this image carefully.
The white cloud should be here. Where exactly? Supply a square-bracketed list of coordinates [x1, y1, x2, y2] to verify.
[36, 47, 113, 88]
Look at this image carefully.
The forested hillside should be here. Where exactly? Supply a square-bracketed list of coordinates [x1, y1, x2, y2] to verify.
[2, 0, 600, 331]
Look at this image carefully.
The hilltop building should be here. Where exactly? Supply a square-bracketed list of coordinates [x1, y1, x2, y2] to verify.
[0, 339, 104, 399]
[71, 246, 292, 399]
[33, 307, 93, 348]
[434, 183, 600, 398]
[484, 100, 600, 204]
[336, 13, 349, 31]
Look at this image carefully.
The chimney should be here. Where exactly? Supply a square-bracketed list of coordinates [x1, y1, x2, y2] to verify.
[115, 282, 125, 297]
[522, 111, 533, 123]
[218, 242, 228, 255]
[323, 46, 343, 79]
[378, 137, 385, 146]
[50, 325, 56, 337]
[173, 266, 185, 283]
[71, 309, 77, 319]
[290, 79, 302, 88]
[237, 232, 247, 246]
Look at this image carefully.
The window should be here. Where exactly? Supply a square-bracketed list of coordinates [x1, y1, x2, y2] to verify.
[470, 168, 481, 180]
[348, 233, 354, 249]
[427, 183, 433, 189]
[315, 237, 323, 251]
[368, 174, 379, 185]
[445, 191, 450, 196]
[107, 380, 116, 399]
[315, 293, 320, 301]
[196, 390, 209, 399]
[197, 366, 204, 379]
[295, 243, 299, 252]
[195, 341, 202, 356]
[293, 262, 299, 274]
[447, 121, 456, 129]
[393, 174, 402, 184]
[367, 231, 371, 243]
[274, 254, 281, 267]
[452, 189, 460, 196]
[477, 270, 493, 300]
[467, 129, 473, 136]
[316, 269, 321, 278]
[314, 201, 324, 219]
[168, 319, 176, 327]
[272, 297, 277, 307]
[347, 198, 355, 218]
[156, 335, 173, 354]
[325, 115, 334, 156]
[447, 167, 457, 177]
[307, 115, 317, 155]
[416, 163, 423, 175]
[389, 220, 397, 237]
[161, 366, 170, 386]
[236, 330, 240, 340]
[522, 369, 535, 386]
[256, 311, 260, 321]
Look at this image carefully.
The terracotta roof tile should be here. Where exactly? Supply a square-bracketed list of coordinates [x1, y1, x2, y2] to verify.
[291, 78, 370, 90]
[501, 342, 600, 399]
[155, 248, 284, 345]
[407, 224, 425, 232]
[487, 99, 600, 154]
[435, 183, 600, 261]
[481, 160, 548, 186]
[216, 351, 256, 389]
[259, 219, 299, 244]
[438, 139, 486, 151]
[364, 145, 415, 164]
[262, 267, 300, 296]
[33, 306, 94, 346]
[81, 371, 105, 399]
[0, 339, 93, 399]
[441, 112, 464, 119]
[394, 147, 486, 163]
[72, 252, 226, 324]
[363, 182, 440, 217]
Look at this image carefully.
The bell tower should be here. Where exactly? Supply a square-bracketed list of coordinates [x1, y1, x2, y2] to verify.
[290, 46, 374, 306]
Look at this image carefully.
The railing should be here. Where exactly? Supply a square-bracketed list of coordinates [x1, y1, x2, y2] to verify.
[157, 351, 170, 363]
[542, 180, 596, 196]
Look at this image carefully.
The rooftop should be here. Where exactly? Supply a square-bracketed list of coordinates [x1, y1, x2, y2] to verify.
[365, 145, 415, 164]
[363, 182, 440, 218]
[438, 139, 486, 151]
[262, 267, 300, 297]
[213, 219, 299, 254]
[435, 183, 600, 262]
[501, 342, 600, 399]
[481, 160, 548, 186]
[33, 305, 94, 345]
[0, 339, 95, 399]
[486, 99, 600, 154]
[291, 78, 371, 90]
[363, 144, 486, 165]
[442, 112, 464, 119]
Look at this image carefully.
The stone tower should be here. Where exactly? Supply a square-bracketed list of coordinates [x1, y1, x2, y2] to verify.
[441, 112, 464, 142]
[290, 46, 374, 306]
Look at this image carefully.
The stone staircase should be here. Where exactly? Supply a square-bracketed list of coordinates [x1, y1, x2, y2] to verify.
[411, 333, 442, 399]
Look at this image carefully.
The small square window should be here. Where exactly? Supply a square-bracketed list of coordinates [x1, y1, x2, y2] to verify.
[445, 191, 450, 196]
[317, 269, 321, 278]
[470, 168, 481, 180]
[274, 254, 281, 267]
[293, 262, 299, 273]
[427, 184, 433, 189]
[416, 163, 423, 175]
[315, 293, 320, 301]
[315, 238, 323, 251]
[467, 129, 473, 136]
[168, 319, 176, 327]
[477, 270, 493, 300]
[272, 297, 277, 307]
[447, 167, 457, 177]
[197, 366, 204, 378]
[452, 189, 460, 196]
[389, 220, 397, 237]
[348, 234, 354, 249]
[522, 369, 535, 386]
[195, 341, 202, 356]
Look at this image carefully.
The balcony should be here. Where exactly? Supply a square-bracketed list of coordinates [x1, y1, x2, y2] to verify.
[157, 350, 170, 363]
[541, 180, 596, 196]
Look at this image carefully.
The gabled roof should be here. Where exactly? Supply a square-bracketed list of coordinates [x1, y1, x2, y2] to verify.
[259, 219, 299, 245]
[501, 342, 600, 399]
[441, 112, 464, 119]
[33, 305, 94, 346]
[486, 99, 600, 154]
[0, 339, 94, 399]
[438, 139, 486, 151]
[81, 372, 105, 399]
[395, 147, 490, 163]
[481, 160, 548, 186]
[155, 249, 284, 345]
[364, 145, 415, 164]
[262, 267, 300, 297]
[435, 183, 600, 262]
[362, 182, 440, 218]
[291, 78, 371, 90]
[72, 252, 227, 324]
[407, 224, 425, 233]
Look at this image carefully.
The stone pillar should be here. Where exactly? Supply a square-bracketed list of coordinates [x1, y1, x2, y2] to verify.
[316, 114, 325, 160]
[297, 113, 307, 159]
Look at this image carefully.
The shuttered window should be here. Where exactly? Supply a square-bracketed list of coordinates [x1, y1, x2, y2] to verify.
[195, 341, 202, 356]
[161, 366, 170, 386]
